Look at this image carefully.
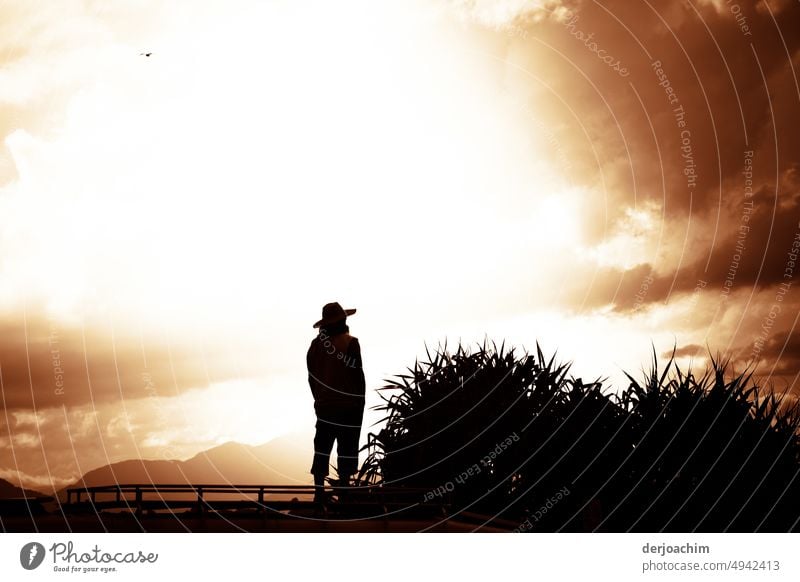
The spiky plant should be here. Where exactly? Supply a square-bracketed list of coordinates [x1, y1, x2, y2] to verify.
[602, 351, 800, 532]
[358, 340, 800, 531]
[357, 340, 616, 520]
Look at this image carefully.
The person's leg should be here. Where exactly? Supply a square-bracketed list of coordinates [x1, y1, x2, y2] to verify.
[335, 406, 364, 485]
[311, 415, 336, 502]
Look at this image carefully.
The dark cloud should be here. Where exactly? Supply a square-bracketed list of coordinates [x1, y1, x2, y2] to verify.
[505, 0, 800, 311]
[0, 314, 237, 410]
[743, 328, 800, 379]
[555, 0, 800, 207]
[665, 344, 706, 359]
[586, 177, 800, 312]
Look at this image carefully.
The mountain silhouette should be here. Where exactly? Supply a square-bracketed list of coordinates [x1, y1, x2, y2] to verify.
[0, 478, 48, 499]
[53, 433, 310, 503]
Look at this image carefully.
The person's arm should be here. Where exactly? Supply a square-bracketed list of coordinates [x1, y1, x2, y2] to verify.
[307, 341, 319, 401]
[348, 338, 366, 398]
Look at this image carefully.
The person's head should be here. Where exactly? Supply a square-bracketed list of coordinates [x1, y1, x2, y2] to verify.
[313, 302, 356, 336]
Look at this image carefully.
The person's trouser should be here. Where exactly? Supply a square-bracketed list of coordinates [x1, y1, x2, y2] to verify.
[311, 405, 364, 479]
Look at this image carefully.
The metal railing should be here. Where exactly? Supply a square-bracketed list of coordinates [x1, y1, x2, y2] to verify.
[64, 483, 445, 515]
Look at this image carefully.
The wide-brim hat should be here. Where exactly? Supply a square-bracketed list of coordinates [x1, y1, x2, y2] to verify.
[313, 302, 356, 328]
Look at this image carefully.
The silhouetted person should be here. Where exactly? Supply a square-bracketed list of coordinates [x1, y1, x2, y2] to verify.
[307, 302, 365, 505]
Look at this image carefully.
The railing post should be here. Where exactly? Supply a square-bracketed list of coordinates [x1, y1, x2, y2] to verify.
[135, 487, 143, 515]
[197, 486, 204, 515]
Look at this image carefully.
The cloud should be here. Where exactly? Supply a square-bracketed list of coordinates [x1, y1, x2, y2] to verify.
[0, 313, 251, 410]
[745, 328, 800, 380]
[490, 0, 800, 318]
[594, 173, 800, 314]
[445, 0, 569, 27]
[0, 375, 311, 491]
[665, 344, 707, 359]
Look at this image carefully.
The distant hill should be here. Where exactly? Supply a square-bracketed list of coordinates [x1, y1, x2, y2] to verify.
[54, 433, 311, 502]
[0, 478, 48, 499]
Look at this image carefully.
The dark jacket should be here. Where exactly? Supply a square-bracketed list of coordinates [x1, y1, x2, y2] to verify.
[307, 332, 366, 413]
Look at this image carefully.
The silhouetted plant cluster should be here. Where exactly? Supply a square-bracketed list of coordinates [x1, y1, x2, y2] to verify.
[358, 340, 800, 532]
